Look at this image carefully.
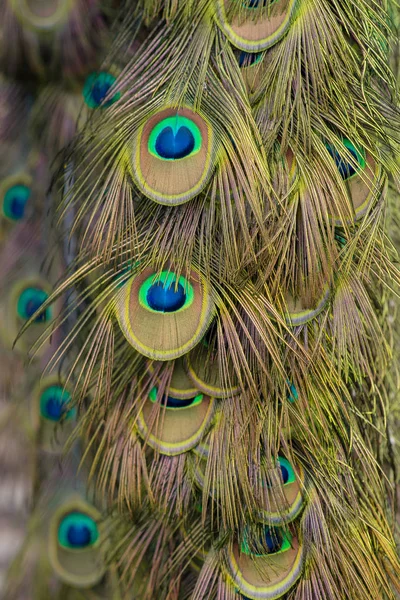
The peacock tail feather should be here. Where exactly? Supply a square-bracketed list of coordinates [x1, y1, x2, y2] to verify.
[0, 0, 400, 599]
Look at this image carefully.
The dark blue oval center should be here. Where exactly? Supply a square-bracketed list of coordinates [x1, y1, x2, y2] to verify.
[155, 126, 195, 160]
[161, 395, 196, 408]
[67, 524, 92, 548]
[146, 280, 186, 312]
[45, 397, 66, 421]
[264, 527, 282, 553]
[91, 81, 112, 106]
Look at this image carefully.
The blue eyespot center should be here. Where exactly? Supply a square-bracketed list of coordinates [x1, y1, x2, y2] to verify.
[146, 280, 186, 312]
[326, 145, 358, 180]
[17, 287, 51, 322]
[161, 395, 197, 408]
[263, 527, 283, 553]
[155, 126, 195, 160]
[280, 463, 289, 484]
[83, 72, 120, 109]
[3, 185, 31, 221]
[40, 386, 75, 422]
[67, 523, 91, 547]
[325, 139, 365, 181]
[243, 0, 277, 7]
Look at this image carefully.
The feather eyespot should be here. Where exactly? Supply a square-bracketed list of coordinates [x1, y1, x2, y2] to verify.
[58, 512, 99, 549]
[325, 138, 382, 225]
[2, 184, 31, 221]
[258, 456, 305, 525]
[136, 387, 215, 455]
[40, 385, 75, 422]
[215, 0, 298, 52]
[83, 71, 120, 109]
[17, 286, 52, 323]
[226, 525, 304, 600]
[263, 457, 296, 487]
[131, 107, 216, 205]
[49, 500, 106, 587]
[114, 266, 215, 361]
[325, 138, 366, 181]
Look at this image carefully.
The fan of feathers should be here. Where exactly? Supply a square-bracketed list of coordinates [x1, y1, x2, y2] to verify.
[0, 0, 400, 599]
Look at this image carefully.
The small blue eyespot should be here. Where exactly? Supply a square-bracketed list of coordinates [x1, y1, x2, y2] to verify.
[17, 287, 51, 322]
[83, 72, 120, 109]
[40, 386, 75, 422]
[3, 184, 31, 221]
[58, 512, 99, 549]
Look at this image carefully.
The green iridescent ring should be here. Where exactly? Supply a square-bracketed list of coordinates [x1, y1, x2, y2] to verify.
[58, 512, 99, 550]
[139, 271, 194, 314]
[148, 116, 202, 161]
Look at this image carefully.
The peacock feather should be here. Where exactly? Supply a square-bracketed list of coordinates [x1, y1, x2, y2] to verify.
[0, 1, 400, 599]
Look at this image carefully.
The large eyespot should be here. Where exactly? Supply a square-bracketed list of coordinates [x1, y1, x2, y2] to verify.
[40, 385, 75, 422]
[258, 456, 305, 525]
[136, 389, 215, 455]
[17, 286, 52, 323]
[83, 71, 120, 109]
[214, 0, 298, 52]
[148, 358, 200, 400]
[1, 175, 32, 222]
[225, 527, 304, 599]
[283, 286, 330, 327]
[130, 107, 216, 205]
[33, 378, 76, 453]
[114, 266, 215, 361]
[325, 139, 382, 224]
[184, 343, 241, 398]
[49, 499, 106, 588]
[10, 0, 75, 30]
